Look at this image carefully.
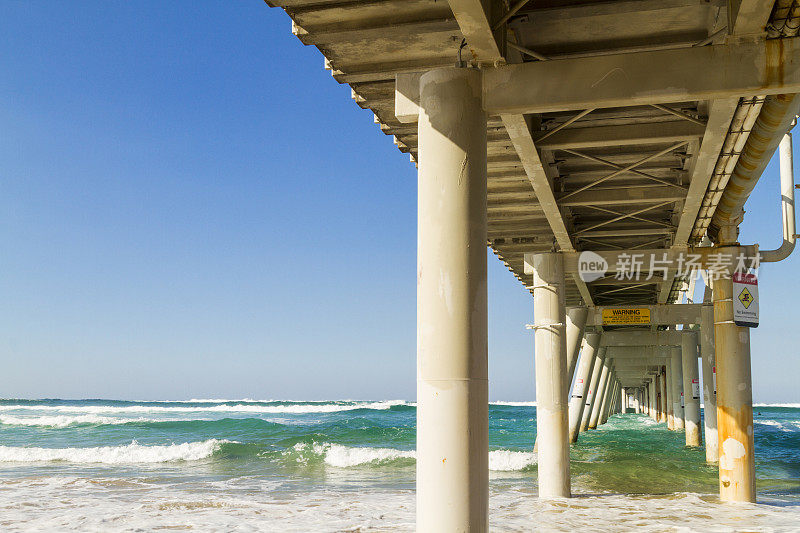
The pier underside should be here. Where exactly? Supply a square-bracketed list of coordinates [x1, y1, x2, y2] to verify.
[265, 0, 799, 526]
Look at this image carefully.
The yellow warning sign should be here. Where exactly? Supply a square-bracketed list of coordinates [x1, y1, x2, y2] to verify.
[601, 308, 651, 325]
[738, 287, 754, 309]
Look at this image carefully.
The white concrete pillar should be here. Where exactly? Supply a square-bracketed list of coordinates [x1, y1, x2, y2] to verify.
[565, 307, 588, 398]
[661, 366, 669, 424]
[416, 67, 488, 532]
[568, 333, 600, 442]
[654, 371, 662, 422]
[600, 375, 616, 424]
[638, 387, 643, 415]
[531, 252, 570, 499]
[665, 352, 675, 429]
[670, 345, 685, 430]
[533, 306, 588, 451]
[713, 261, 756, 503]
[589, 358, 611, 429]
[580, 347, 606, 432]
[598, 371, 612, 425]
[682, 332, 702, 447]
[701, 304, 718, 462]
[621, 387, 627, 413]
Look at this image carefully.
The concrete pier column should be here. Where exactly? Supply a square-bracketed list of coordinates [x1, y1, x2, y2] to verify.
[653, 377, 659, 420]
[660, 366, 669, 423]
[416, 67, 488, 531]
[598, 370, 613, 425]
[643, 386, 648, 415]
[665, 351, 675, 429]
[650, 376, 658, 422]
[589, 358, 611, 429]
[581, 347, 606, 431]
[565, 307, 588, 398]
[568, 333, 600, 442]
[700, 304, 718, 462]
[670, 346, 685, 430]
[533, 306, 588, 451]
[713, 259, 756, 503]
[531, 252, 570, 499]
[649, 378, 657, 420]
[643, 387, 648, 415]
[682, 332, 702, 446]
[601, 376, 616, 424]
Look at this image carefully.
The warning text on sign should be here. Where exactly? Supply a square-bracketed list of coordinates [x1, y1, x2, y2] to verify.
[601, 308, 651, 325]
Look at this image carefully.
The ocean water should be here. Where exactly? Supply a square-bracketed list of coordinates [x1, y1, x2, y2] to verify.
[0, 399, 799, 531]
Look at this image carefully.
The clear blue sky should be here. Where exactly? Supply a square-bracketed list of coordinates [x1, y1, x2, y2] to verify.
[1, 1, 797, 402]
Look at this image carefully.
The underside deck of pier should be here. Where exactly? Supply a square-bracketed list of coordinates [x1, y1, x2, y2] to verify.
[267, 0, 795, 314]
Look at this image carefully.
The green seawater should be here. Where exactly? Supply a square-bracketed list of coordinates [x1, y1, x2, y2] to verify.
[0, 399, 798, 531]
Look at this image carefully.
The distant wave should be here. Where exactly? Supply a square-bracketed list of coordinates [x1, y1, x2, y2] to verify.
[755, 419, 800, 432]
[287, 442, 536, 471]
[754, 403, 800, 408]
[0, 400, 409, 415]
[0, 439, 229, 464]
[490, 401, 537, 407]
[0, 415, 160, 428]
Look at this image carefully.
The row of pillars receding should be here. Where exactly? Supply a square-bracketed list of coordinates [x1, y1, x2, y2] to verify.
[415, 67, 757, 532]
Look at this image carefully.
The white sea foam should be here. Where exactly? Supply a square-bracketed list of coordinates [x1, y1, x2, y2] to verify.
[309, 443, 415, 468]
[487, 450, 537, 471]
[0, 400, 408, 415]
[754, 403, 800, 408]
[288, 442, 536, 471]
[0, 415, 159, 428]
[2, 478, 798, 532]
[0, 439, 228, 464]
[490, 401, 537, 407]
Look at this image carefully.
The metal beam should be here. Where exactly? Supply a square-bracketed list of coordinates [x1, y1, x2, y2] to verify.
[446, 0, 503, 62]
[728, 0, 775, 36]
[482, 37, 800, 114]
[537, 121, 705, 150]
[585, 303, 703, 326]
[525, 245, 759, 276]
[559, 186, 685, 207]
[601, 330, 684, 347]
[673, 99, 740, 246]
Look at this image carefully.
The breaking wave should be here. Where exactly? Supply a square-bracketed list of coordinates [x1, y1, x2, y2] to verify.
[284, 443, 536, 471]
[0, 439, 229, 464]
[0, 400, 408, 415]
[0, 415, 159, 428]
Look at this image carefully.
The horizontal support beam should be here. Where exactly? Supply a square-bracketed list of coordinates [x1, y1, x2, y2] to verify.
[557, 185, 685, 207]
[524, 245, 759, 276]
[577, 226, 674, 238]
[607, 345, 675, 359]
[601, 330, 684, 347]
[536, 121, 706, 150]
[585, 303, 703, 326]
[488, 184, 685, 209]
[483, 37, 800, 114]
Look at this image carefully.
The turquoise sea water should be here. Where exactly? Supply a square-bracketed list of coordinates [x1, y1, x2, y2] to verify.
[0, 399, 798, 531]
